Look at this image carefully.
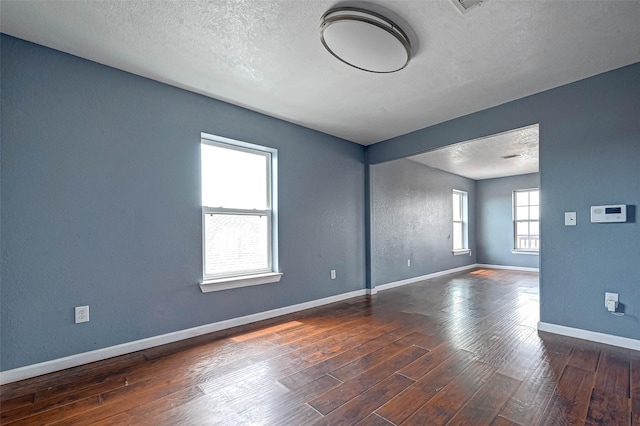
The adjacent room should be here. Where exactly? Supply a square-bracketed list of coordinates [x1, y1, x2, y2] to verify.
[1, 0, 639, 424]
[371, 124, 540, 289]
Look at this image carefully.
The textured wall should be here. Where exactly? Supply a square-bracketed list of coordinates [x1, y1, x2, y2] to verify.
[371, 159, 476, 286]
[367, 62, 640, 341]
[0, 36, 366, 371]
[538, 82, 640, 336]
[476, 173, 540, 268]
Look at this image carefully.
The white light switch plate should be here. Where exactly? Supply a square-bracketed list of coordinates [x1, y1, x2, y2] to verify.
[564, 212, 576, 226]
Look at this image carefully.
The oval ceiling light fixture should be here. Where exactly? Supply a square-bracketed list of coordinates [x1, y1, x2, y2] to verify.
[320, 7, 412, 73]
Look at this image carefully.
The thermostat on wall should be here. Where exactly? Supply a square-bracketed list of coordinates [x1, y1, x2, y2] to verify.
[590, 204, 626, 223]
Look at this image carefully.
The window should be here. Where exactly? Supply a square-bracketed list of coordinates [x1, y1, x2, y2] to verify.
[200, 134, 280, 292]
[452, 190, 469, 254]
[513, 189, 539, 251]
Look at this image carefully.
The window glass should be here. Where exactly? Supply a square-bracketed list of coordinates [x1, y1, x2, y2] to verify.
[516, 221, 529, 235]
[517, 206, 529, 220]
[453, 222, 463, 250]
[530, 221, 540, 236]
[204, 214, 269, 276]
[453, 192, 462, 222]
[452, 190, 468, 251]
[516, 191, 529, 206]
[201, 137, 276, 281]
[530, 206, 540, 220]
[514, 189, 540, 251]
[201, 143, 268, 210]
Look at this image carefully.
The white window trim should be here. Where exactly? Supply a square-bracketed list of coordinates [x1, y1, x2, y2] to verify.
[200, 272, 283, 293]
[199, 133, 281, 292]
[453, 249, 471, 256]
[452, 189, 469, 253]
[512, 249, 539, 255]
[513, 188, 540, 253]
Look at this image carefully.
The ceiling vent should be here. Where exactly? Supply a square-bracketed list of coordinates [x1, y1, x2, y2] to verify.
[451, 0, 485, 14]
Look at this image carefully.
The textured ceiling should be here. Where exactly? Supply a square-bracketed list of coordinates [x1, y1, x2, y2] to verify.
[409, 124, 539, 180]
[1, 1, 639, 145]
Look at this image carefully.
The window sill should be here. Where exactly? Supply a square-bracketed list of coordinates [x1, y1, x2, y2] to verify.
[200, 272, 283, 293]
[511, 250, 539, 255]
[452, 249, 471, 256]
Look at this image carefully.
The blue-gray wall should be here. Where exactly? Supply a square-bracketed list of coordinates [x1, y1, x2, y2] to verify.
[0, 35, 366, 371]
[371, 159, 476, 286]
[368, 62, 640, 341]
[2, 33, 639, 373]
[476, 173, 540, 268]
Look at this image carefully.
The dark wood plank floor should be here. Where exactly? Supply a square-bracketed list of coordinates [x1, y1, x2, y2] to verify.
[2, 268, 638, 425]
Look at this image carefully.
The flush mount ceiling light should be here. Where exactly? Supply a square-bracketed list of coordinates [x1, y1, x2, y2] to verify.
[320, 7, 412, 73]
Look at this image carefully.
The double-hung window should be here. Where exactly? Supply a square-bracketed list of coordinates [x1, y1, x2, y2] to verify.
[513, 189, 539, 252]
[200, 134, 281, 292]
[452, 189, 469, 254]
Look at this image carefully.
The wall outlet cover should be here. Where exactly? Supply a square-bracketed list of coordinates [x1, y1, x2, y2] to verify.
[564, 212, 577, 226]
[75, 306, 90, 324]
[604, 292, 619, 308]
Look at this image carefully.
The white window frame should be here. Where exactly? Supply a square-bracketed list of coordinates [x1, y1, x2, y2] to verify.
[452, 189, 470, 255]
[199, 133, 281, 293]
[513, 188, 540, 253]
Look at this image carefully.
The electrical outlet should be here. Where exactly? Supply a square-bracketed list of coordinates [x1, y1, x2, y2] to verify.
[407, 259, 411, 267]
[604, 292, 618, 310]
[75, 306, 90, 324]
[605, 292, 618, 306]
[330, 270, 336, 280]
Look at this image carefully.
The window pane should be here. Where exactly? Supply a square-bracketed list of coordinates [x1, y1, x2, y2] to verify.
[518, 236, 539, 249]
[530, 221, 540, 236]
[516, 191, 529, 206]
[516, 221, 529, 236]
[453, 222, 463, 250]
[513, 189, 540, 251]
[516, 206, 529, 220]
[516, 236, 529, 249]
[202, 143, 268, 209]
[453, 192, 461, 221]
[530, 236, 540, 249]
[517, 237, 528, 249]
[530, 206, 539, 220]
[204, 214, 269, 276]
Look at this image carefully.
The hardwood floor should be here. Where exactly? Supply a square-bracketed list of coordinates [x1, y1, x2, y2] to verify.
[2, 268, 638, 425]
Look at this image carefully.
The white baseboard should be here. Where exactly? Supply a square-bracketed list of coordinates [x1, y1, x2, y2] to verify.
[376, 263, 479, 292]
[0, 289, 368, 385]
[476, 263, 539, 272]
[538, 321, 640, 351]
